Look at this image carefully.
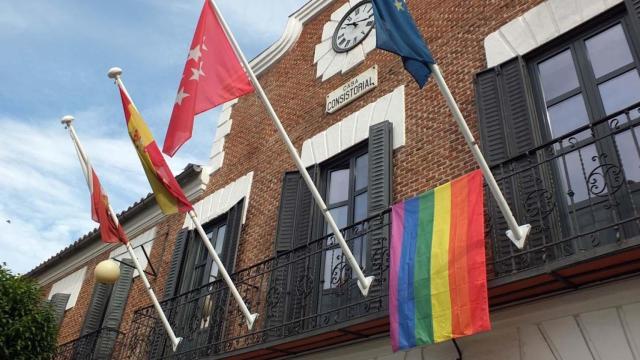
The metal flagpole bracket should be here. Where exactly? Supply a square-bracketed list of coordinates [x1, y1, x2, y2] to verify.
[358, 276, 375, 297]
[506, 224, 531, 250]
[246, 313, 258, 330]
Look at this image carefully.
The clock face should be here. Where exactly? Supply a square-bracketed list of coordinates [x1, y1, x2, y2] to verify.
[332, 1, 375, 53]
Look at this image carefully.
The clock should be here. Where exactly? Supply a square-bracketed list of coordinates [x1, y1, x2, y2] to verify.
[314, 1, 378, 81]
[332, 1, 375, 53]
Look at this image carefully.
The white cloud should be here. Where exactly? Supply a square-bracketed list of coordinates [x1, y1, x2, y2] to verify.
[0, 111, 194, 274]
[0, 0, 308, 274]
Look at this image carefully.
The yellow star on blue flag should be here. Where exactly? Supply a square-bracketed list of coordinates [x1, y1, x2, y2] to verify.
[372, 0, 435, 88]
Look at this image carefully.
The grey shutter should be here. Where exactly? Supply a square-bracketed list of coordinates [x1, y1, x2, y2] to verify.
[50, 293, 71, 328]
[367, 121, 393, 307]
[163, 228, 190, 299]
[93, 258, 135, 359]
[150, 229, 189, 358]
[266, 167, 318, 338]
[475, 57, 552, 275]
[625, 0, 640, 41]
[80, 281, 112, 336]
[275, 172, 302, 252]
[221, 200, 245, 271]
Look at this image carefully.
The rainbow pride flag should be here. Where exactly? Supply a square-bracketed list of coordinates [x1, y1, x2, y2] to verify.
[389, 170, 490, 351]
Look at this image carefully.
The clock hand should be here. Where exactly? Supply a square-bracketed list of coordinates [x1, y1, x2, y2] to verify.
[344, 15, 374, 26]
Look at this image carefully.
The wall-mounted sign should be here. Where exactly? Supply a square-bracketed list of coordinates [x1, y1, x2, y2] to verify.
[326, 66, 378, 114]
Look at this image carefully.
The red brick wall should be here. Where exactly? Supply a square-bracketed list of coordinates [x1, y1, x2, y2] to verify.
[50, 0, 546, 346]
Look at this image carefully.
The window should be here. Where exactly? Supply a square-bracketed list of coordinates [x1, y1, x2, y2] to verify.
[177, 219, 228, 295]
[321, 147, 369, 289]
[531, 18, 640, 204]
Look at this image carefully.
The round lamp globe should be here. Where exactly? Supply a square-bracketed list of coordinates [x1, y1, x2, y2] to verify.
[94, 259, 121, 284]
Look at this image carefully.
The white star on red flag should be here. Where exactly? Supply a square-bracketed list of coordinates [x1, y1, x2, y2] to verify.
[188, 45, 202, 62]
[175, 88, 189, 105]
[163, 0, 254, 156]
[190, 65, 205, 81]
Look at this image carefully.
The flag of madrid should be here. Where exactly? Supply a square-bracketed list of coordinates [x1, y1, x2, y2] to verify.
[163, 0, 254, 157]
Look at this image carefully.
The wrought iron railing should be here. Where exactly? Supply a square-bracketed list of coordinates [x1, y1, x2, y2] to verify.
[54, 327, 125, 360]
[121, 212, 390, 359]
[487, 102, 640, 280]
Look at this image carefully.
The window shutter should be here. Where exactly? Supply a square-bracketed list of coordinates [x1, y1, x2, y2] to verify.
[625, 0, 640, 41]
[50, 293, 71, 328]
[475, 57, 551, 275]
[80, 281, 112, 336]
[275, 172, 302, 252]
[163, 228, 190, 299]
[94, 258, 135, 359]
[367, 121, 393, 305]
[266, 167, 319, 337]
[221, 200, 245, 271]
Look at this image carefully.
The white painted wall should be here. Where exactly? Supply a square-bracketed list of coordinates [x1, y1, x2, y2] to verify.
[298, 277, 640, 360]
[183, 172, 254, 229]
[301, 85, 405, 167]
[109, 227, 156, 278]
[47, 266, 87, 310]
[484, 0, 623, 67]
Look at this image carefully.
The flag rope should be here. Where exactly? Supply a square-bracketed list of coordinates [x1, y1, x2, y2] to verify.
[61, 116, 183, 352]
[208, 0, 374, 296]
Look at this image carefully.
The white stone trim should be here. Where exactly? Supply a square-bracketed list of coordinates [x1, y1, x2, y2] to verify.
[297, 277, 640, 360]
[109, 227, 156, 278]
[313, 1, 377, 81]
[252, 0, 337, 76]
[47, 266, 87, 310]
[183, 172, 254, 229]
[208, 101, 235, 172]
[301, 86, 405, 167]
[484, 0, 623, 67]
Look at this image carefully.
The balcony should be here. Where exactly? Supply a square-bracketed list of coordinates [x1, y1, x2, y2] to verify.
[486, 102, 640, 305]
[53, 327, 125, 360]
[117, 104, 640, 359]
[121, 212, 390, 359]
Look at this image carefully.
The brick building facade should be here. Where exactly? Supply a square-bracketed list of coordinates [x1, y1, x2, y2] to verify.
[30, 0, 640, 359]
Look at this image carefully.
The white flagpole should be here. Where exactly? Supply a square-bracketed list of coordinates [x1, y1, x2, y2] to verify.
[61, 115, 183, 352]
[208, 0, 375, 296]
[106, 69, 258, 330]
[428, 64, 531, 249]
[188, 210, 258, 329]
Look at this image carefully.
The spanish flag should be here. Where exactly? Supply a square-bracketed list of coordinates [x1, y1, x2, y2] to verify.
[117, 84, 193, 215]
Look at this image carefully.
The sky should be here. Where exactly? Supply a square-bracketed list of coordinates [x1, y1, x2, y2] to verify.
[0, 0, 308, 274]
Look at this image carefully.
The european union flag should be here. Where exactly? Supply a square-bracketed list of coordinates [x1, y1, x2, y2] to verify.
[371, 0, 436, 88]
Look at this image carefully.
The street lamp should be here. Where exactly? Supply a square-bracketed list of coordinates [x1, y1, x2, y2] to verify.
[94, 259, 120, 284]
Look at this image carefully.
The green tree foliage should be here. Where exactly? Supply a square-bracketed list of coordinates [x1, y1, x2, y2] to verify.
[0, 263, 58, 360]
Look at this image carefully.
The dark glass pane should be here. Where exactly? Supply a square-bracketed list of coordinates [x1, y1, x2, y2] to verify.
[616, 128, 640, 183]
[209, 225, 226, 280]
[354, 192, 368, 222]
[598, 70, 640, 115]
[557, 144, 602, 203]
[324, 206, 348, 289]
[547, 94, 590, 138]
[325, 206, 349, 234]
[328, 168, 349, 204]
[538, 50, 580, 101]
[355, 153, 369, 190]
[586, 24, 634, 78]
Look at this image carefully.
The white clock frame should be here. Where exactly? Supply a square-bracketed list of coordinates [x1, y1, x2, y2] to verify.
[314, 0, 377, 82]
